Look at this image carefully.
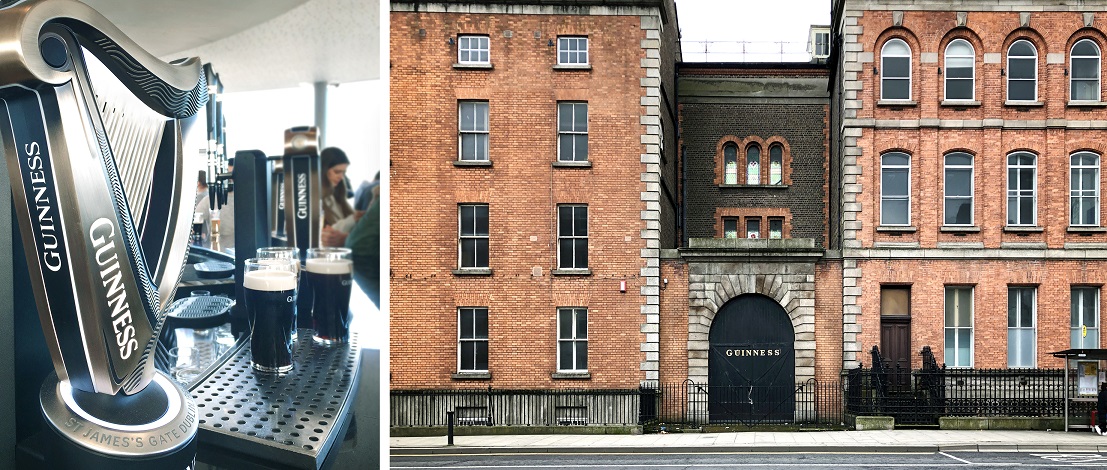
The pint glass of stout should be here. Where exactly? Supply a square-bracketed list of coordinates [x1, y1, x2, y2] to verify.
[257, 246, 303, 335]
[244, 258, 298, 373]
[306, 247, 353, 344]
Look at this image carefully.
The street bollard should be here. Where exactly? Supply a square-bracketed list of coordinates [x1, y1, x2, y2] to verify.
[447, 410, 455, 446]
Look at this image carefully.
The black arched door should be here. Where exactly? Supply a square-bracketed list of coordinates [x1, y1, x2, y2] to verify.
[708, 294, 795, 423]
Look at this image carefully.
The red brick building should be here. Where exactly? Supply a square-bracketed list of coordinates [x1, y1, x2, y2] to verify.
[832, 1, 1107, 372]
[389, 0, 680, 400]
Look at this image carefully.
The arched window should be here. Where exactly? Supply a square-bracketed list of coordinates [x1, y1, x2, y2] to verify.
[1007, 40, 1038, 102]
[881, 39, 911, 100]
[880, 152, 911, 226]
[945, 39, 975, 100]
[1071, 39, 1101, 102]
[1071, 151, 1100, 226]
[769, 144, 783, 185]
[723, 143, 738, 184]
[943, 152, 974, 226]
[746, 145, 760, 185]
[1007, 152, 1037, 225]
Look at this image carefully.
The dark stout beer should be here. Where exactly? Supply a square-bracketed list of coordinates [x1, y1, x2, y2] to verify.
[306, 257, 353, 344]
[244, 269, 297, 372]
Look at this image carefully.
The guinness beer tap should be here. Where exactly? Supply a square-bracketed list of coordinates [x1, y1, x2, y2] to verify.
[282, 126, 322, 258]
[0, 0, 204, 467]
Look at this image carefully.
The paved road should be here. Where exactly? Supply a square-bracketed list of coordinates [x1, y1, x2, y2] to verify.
[392, 451, 1107, 469]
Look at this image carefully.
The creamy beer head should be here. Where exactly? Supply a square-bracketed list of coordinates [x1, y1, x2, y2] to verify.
[243, 269, 297, 291]
[305, 257, 352, 274]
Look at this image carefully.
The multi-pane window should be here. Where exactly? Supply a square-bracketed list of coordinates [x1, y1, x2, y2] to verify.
[1071, 39, 1101, 101]
[458, 307, 489, 372]
[1007, 152, 1037, 226]
[459, 204, 489, 269]
[557, 102, 588, 162]
[1071, 152, 1100, 226]
[769, 144, 783, 185]
[1072, 287, 1100, 349]
[458, 101, 489, 161]
[746, 218, 761, 239]
[880, 152, 911, 226]
[944, 286, 973, 368]
[557, 307, 588, 372]
[458, 35, 490, 64]
[814, 31, 830, 57]
[724, 144, 738, 184]
[557, 205, 588, 269]
[1007, 287, 1036, 368]
[881, 39, 911, 100]
[558, 37, 588, 65]
[746, 145, 760, 185]
[944, 152, 974, 226]
[945, 39, 975, 100]
[723, 218, 738, 239]
[769, 218, 784, 239]
[1007, 39, 1038, 101]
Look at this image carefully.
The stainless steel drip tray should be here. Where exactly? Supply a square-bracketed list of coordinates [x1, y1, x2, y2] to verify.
[190, 329, 361, 469]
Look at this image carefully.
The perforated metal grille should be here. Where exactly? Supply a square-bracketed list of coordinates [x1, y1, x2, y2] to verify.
[191, 330, 360, 468]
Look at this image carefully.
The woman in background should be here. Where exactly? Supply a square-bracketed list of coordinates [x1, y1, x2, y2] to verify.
[320, 147, 360, 247]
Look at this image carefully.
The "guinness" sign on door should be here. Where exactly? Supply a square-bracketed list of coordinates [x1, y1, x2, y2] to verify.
[708, 294, 795, 423]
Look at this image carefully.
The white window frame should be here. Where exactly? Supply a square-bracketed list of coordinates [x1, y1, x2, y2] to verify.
[557, 307, 588, 372]
[944, 39, 975, 101]
[457, 35, 490, 64]
[746, 145, 761, 185]
[557, 36, 589, 65]
[880, 152, 911, 226]
[1071, 39, 1101, 102]
[458, 101, 489, 161]
[943, 152, 974, 226]
[557, 102, 588, 162]
[458, 204, 489, 269]
[880, 38, 912, 101]
[1073, 287, 1101, 349]
[1071, 151, 1101, 226]
[1007, 152, 1038, 226]
[557, 205, 588, 269]
[945, 286, 974, 368]
[458, 307, 489, 373]
[1007, 39, 1038, 102]
[1007, 286, 1037, 368]
[814, 31, 830, 58]
[724, 143, 738, 185]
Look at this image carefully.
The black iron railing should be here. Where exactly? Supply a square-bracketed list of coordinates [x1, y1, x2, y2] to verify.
[390, 387, 645, 427]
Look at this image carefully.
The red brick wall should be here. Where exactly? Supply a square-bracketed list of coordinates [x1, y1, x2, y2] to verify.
[658, 259, 688, 383]
[390, 11, 650, 389]
[855, 258, 1105, 369]
[814, 259, 844, 382]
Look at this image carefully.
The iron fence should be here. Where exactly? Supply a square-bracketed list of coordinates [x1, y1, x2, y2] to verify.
[640, 379, 845, 427]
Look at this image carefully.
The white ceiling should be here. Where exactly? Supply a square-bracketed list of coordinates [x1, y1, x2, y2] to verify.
[84, 0, 380, 92]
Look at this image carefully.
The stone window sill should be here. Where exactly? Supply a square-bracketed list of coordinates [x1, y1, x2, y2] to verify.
[718, 183, 789, 189]
[876, 225, 917, 233]
[1068, 226, 1107, 233]
[553, 64, 591, 71]
[1068, 101, 1107, 108]
[940, 100, 981, 107]
[454, 160, 492, 167]
[453, 63, 493, 70]
[1004, 100, 1044, 108]
[553, 160, 592, 168]
[452, 372, 491, 380]
[877, 99, 917, 107]
[453, 268, 493, 276]
[552, 268, 591, 276]
[940, 225, 980, 233]
[1004, 226, 1044, 233]
[551, 372, 591, 379]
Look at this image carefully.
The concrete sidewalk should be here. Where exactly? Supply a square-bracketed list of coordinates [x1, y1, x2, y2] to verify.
[391, 429, 1107, 455]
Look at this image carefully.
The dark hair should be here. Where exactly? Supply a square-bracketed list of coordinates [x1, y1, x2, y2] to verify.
[321, 147, 350, 170]
[319, 147, 354, 224]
